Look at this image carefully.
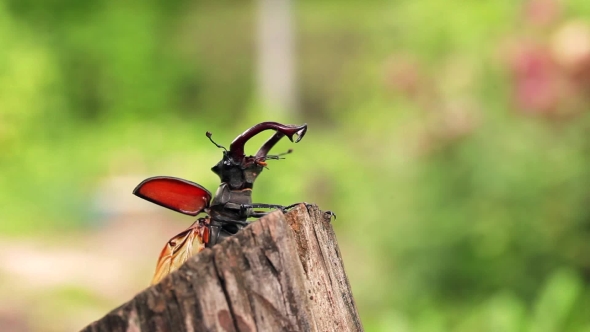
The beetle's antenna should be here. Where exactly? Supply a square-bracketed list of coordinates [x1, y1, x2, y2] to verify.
[206, 132, 227, 151]
[255, 149, 294, 170]
[262, 149, 293, 161]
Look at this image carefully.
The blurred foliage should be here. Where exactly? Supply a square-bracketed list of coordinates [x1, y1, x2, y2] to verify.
[2, 0, 590, 331]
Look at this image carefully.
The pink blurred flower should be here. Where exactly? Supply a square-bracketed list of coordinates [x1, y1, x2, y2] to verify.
[509, 44, 562, 114]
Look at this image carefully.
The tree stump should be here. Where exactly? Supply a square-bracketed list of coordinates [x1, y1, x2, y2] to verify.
[81, 204, 363, 332]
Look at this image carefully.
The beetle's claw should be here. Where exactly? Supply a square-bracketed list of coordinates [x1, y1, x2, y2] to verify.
[323, 210, 336, 221]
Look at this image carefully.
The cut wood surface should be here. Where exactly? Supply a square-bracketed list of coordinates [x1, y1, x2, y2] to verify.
[81, 204, 363, 332]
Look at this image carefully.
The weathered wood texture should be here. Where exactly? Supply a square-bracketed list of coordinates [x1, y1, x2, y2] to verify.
[82, 205, 363, 332]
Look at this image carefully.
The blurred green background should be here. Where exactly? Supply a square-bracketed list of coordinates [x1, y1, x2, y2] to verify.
[2, 0, 590, 331]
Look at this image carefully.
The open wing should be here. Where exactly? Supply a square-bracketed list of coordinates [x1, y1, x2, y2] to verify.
[151, 218, 210, 285]
[133, 176, 212, 216]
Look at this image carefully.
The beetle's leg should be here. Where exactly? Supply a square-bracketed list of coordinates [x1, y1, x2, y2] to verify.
[244, 202, 314, 214]
[239, 203, 288, 217]
[283, 202, 304, 210]
[240, 203, 336, 222]
[282, 203, 337, 221]
[282, 202, 316, 213]
[241, 203, 287, 210]
[244, 202, 315, 214]
[249, 211, 270, 218]
[207, 223, 222, 247]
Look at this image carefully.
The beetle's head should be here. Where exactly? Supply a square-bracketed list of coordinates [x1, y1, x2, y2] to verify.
[208, 122, 307, 190]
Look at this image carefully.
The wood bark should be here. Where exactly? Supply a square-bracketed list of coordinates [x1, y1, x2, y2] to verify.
[81, 204, 363, 332]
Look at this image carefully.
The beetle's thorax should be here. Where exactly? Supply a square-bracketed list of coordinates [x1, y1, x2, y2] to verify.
[211, 151, 264, 190]
[209, 152, 263, 221]
[210, 183, 252, 207]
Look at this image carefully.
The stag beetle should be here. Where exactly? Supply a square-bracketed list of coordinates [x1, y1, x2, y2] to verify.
[133, 122, 328, 284]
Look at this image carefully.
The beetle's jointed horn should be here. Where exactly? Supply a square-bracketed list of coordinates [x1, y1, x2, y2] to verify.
[228, 122, 307, 161]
